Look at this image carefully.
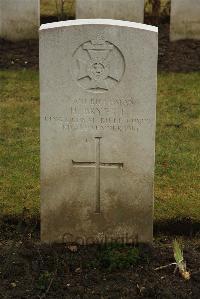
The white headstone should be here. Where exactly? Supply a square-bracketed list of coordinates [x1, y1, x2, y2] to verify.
[76, 0, 144, 23]
[40, 19, 158, 244]
[170, 0, 200, 41]
[0, 0, 39, 41]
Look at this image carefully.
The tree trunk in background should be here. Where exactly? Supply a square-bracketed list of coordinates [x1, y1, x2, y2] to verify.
[152, 0, 161, 24]
[55, 0, 65, 21]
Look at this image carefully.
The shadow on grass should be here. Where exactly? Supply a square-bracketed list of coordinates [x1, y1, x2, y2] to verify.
[0, 213, 40, 240]
[154, 218, 200, 237]
[1, 214, 200, 240]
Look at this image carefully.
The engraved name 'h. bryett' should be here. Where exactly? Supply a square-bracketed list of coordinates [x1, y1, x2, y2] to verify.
[72, 137, 123, 213]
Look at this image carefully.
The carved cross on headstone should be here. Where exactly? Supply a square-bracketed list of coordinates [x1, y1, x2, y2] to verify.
[72, 137, 123, 213]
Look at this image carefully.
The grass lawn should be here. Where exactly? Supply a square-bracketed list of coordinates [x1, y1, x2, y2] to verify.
[0, 71, 40, 216]
[0, 70, 200, 223]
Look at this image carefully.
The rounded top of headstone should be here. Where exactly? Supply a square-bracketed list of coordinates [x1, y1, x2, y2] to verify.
[40, 19, 158, 33]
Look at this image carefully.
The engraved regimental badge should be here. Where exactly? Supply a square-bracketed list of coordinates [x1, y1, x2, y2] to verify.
[71, 35, 125, 93]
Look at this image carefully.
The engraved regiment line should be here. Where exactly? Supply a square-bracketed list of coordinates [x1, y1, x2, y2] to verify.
[45, 115, 152, 132]
[72, 137, 124, 213]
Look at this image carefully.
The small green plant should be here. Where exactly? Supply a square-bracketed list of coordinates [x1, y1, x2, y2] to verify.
[99, 245, 141, 271]
[55, 0, 66, 20]
[173, 239, 190, 280]
[173, 239, 184, 265]
[37, 271, 52, 291]
[155, 239, 191, 280]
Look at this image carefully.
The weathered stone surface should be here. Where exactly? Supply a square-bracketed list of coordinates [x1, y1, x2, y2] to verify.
[40, 20, 158, 244]
[76, 0, 144, 22]
[170, 0, 200, 41]
[0, 0, 39, 41]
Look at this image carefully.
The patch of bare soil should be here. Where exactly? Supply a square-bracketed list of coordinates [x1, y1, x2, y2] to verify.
[157, 24, 200, 72]
[146, 16, 200, 72]
[0, 39, 38, 70]
[0, 216, 200, 298]
[0, 18, 200, 72]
